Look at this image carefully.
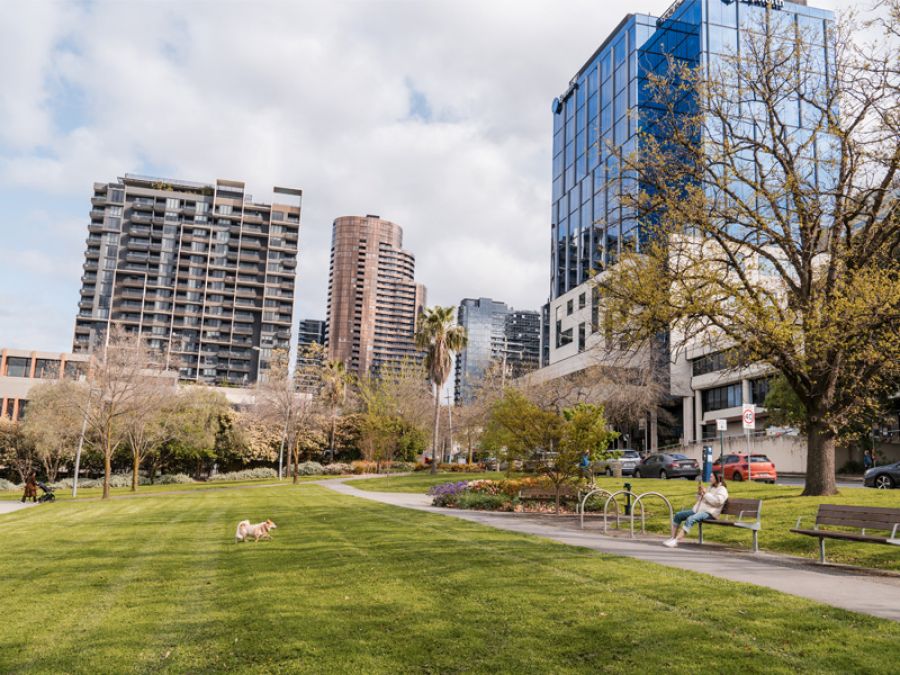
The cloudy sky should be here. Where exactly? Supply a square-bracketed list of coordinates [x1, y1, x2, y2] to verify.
[0, 0, 852, 353]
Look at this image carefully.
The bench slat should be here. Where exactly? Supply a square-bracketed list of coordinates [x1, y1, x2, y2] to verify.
[791, 528, 892, 544]
[721, 499, 761, 517]
[815, 515, 900, 531]
[818, 504, 900, 517]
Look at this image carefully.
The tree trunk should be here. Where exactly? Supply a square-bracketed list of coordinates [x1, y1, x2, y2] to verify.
[131, 451, 140, 492]
[102, 439, 111, 500]
[292, 444, 299, 484]
[431, 386, 441, 474]
[803, 418, 839, 496]
[330, 410, 337, 464]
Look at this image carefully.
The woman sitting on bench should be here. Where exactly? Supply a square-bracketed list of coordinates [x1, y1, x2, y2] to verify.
[663, 473, 728, 548]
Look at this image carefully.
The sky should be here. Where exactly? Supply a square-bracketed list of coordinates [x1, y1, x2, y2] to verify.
[0, 0, 853, 353]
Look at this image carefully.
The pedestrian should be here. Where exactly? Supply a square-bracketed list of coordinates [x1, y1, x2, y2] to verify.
[21, 472, 37, 503]
[579, 450, 593, 483]
[663, 472, 728, 548]
[863, 449, 874, 472]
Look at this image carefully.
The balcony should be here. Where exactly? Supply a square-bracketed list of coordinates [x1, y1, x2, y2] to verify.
[131, 199, 154, 211]
[91, 196, 106, 207]
[130, 213, 152, 225]
[90, 208, 105, 219]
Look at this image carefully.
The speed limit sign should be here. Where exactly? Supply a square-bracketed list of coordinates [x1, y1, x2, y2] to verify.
[742, 404, 755, 430]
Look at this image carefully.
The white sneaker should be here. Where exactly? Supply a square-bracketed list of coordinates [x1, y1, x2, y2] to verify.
[663, 538, 678, 548]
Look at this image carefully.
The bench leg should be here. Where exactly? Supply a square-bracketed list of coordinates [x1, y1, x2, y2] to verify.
[819, 537, 825, 564]
[752, 530, 758, 554]
[698, 522, 703, 545]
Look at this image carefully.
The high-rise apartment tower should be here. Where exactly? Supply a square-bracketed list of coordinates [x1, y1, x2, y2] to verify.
[326, 215, 426, 378]
[74, 174, 301, 385]
[454, 298, 540, 405]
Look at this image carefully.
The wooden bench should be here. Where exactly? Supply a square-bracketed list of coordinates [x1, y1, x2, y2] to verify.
[519, 486, 580, 502]
[790, 504, 900, 564]
[697, 498, 763, 553]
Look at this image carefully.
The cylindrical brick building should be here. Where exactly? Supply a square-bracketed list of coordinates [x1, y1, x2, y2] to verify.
[326, 215, 426, 377]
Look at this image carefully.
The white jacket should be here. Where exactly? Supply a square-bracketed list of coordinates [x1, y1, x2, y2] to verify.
[692, 485, 729, 518]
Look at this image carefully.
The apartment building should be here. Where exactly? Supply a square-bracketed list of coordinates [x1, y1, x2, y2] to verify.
[326, 215, 426, 378]
[73, 175, 301, 385]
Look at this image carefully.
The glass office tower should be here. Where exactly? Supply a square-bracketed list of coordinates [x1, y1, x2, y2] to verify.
[549, 0, 833, 302]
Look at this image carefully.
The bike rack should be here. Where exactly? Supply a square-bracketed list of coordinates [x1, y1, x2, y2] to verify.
[630, 491, 675, 539]
[578, 488, 614, 529]
[602, 490, 642, 534]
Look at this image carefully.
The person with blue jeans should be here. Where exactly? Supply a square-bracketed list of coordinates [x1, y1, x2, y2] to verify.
[663, 473, 728, 548]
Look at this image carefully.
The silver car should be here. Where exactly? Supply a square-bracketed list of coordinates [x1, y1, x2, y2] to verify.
[594, 449, 641, 476]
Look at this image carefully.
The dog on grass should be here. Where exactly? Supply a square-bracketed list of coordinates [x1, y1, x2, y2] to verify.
[234, 519, 277, 543]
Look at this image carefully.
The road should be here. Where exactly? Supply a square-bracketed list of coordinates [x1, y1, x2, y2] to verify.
[777, 475, 864, 489]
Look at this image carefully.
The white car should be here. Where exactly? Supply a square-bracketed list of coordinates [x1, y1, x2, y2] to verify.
[593, 449, 641, 476]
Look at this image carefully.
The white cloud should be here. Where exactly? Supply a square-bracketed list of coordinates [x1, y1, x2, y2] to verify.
[0, 0, 873, 352]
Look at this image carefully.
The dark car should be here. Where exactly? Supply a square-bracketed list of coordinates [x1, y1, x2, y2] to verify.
[864, 461, 900, 489]
[633, 453, 700, 480]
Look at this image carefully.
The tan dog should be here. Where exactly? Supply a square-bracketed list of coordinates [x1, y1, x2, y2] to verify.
[235, 519, 277, 543]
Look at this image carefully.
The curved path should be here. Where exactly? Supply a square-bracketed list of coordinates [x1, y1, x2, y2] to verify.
[319, 477, 900, 622]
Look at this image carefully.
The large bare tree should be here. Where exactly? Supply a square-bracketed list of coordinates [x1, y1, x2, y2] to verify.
[598, 3, 900, 495]
[79, 326, 174, 498]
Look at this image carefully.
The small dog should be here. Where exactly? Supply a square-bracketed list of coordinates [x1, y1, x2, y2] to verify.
[234, 519, 277, 543]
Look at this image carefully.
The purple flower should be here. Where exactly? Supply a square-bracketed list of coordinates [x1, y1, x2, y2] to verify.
[427, 481, 470, 496]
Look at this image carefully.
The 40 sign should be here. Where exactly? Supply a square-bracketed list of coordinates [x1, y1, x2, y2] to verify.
[742, 404, 756, 430]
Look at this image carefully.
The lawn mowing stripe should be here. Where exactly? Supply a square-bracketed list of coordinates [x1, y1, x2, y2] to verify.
[320, 488, 891, 674]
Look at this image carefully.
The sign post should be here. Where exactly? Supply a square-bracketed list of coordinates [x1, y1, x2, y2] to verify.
[742, 404, 756, 482]
[716, 418, 727, 476]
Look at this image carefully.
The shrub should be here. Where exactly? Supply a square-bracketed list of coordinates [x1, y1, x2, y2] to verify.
[456, 492, 517, 512]
[208, 468, 278, 482]
[839, 460, 865, 475]
[351, 461, 377, 475]
[321, 462, 352, 475]
[387, 461, 416, 473]
[154, 473, 195, 485]
[0, 478, 19, 491]
[439, 463, 484, 473]
[296, 461, 324, 476]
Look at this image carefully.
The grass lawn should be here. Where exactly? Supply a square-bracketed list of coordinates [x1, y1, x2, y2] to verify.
[1, 484, 898, 673]
[351, 471, 521, 493]
[354, 473, 900, 571]
[0, 476, 329, 502]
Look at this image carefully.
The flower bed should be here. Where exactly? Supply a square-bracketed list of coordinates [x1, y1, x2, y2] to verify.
[427, 477, 585, 512]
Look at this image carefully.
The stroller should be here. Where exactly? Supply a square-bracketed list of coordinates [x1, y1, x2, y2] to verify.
[36, 481, 56, 503]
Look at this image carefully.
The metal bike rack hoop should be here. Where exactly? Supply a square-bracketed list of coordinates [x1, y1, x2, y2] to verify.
[578, 488, 614, 529]
[630, 491, 675, 539]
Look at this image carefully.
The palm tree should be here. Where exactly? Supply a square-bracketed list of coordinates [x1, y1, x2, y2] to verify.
[321, 360, 350, 463]
[415, 306, 468, 474]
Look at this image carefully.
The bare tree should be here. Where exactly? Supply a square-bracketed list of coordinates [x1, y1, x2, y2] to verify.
[22, 381, 88, 482]
[254, 349, 319, 483]
[78, 326, 173, 499]
[0, 418, 35, 483]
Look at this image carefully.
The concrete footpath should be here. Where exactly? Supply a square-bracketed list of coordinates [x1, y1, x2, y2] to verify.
[0, 501, 37, 516]
[320, 478, 900, 622]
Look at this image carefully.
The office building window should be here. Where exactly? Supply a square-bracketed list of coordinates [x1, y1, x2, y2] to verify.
[4, 357, 30, 377]
[701, 384, 742, 412]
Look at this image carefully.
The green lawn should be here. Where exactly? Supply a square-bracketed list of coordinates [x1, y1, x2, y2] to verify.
[353, 473, 900, 571]
[1, 483, 898, 673]
[0, 476, 329, 502]
[351, 471, 521, 493]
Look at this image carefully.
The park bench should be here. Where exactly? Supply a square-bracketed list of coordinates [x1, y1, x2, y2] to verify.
[519, 485, 580, 503]
[790, 504, 900, 564]
[697, 498, 763, 553]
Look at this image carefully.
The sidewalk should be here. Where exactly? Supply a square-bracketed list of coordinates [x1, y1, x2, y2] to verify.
[320, 478, 900, 622]
[0, 501, 37, 516]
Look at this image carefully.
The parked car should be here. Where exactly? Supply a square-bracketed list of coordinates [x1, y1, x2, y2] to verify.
[864, 461, 900, 489]
[712, 454, 777, 483]
[633, 453, 700, 480]
[594, 449, 641, 476]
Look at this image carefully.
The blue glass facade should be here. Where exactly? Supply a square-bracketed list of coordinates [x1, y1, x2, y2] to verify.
[550, 0, 834, 301]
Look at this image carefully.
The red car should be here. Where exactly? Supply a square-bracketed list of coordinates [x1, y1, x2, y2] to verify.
[712, 453, 777, 483]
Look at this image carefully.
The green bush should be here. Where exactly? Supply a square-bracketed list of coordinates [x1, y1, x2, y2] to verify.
[296, 462, 324, 476]
[208, 468, 277, 482]
[456, 492, 518, 512]
[0, 478, 19, 491]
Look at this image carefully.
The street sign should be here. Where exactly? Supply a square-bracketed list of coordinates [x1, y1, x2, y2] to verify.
[742, 404, 755, 430]
[716, 419, 728, 432]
